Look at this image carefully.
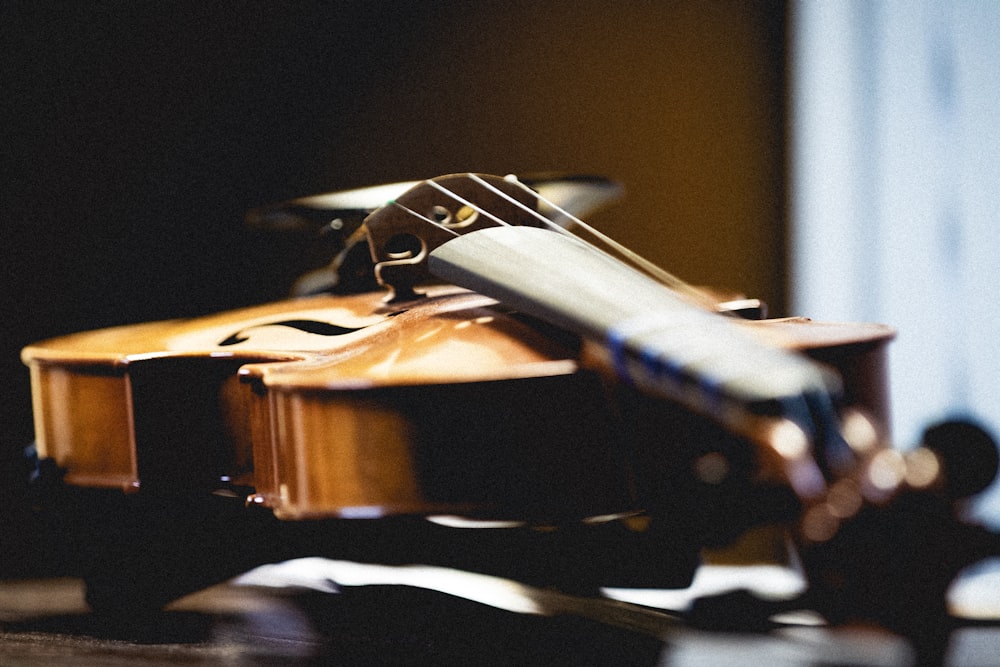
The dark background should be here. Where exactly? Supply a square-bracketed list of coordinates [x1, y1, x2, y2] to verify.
[1, 1, 786, 502]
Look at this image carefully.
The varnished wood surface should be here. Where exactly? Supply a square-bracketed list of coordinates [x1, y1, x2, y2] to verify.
[4, 565, 1000, 666]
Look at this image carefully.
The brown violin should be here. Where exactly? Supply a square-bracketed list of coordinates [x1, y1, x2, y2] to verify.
[22, 175, 892, 521]
[20, 174, 998, 663]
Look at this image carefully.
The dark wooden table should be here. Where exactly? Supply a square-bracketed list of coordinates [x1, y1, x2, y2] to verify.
[3, 561, 1000, 666]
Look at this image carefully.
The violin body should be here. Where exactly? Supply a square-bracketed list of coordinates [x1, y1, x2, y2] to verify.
[23, 286, 626, 520]
[22, 283, 892, 522]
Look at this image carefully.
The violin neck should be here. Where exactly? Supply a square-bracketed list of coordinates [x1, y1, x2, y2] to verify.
[428, 226, 841, 442]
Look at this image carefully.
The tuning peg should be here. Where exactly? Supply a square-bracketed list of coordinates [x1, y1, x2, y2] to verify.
[919, 419, 999, 501]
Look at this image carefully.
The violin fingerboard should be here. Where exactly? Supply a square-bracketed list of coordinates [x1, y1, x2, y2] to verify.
[428, 226, 840, 432]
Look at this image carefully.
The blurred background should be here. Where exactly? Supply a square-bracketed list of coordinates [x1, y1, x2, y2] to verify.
[2, 0, 999, 554]
[790, 2, 1000, 522]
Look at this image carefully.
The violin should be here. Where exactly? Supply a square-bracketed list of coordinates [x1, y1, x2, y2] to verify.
[21, 174, 890, 518]
[20, 173, 999, 662]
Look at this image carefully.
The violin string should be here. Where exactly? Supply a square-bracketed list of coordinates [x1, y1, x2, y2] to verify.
[467, 173, 694, 294]
[422, 173, 715, 306]
[389, 200, 461, 236]
[424, 178, 518, 228]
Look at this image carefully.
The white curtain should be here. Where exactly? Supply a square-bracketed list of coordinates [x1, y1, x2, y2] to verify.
[790, 1, 1000, 523]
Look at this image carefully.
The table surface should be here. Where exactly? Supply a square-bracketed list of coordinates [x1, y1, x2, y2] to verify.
[3, 561, 1000, 666]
